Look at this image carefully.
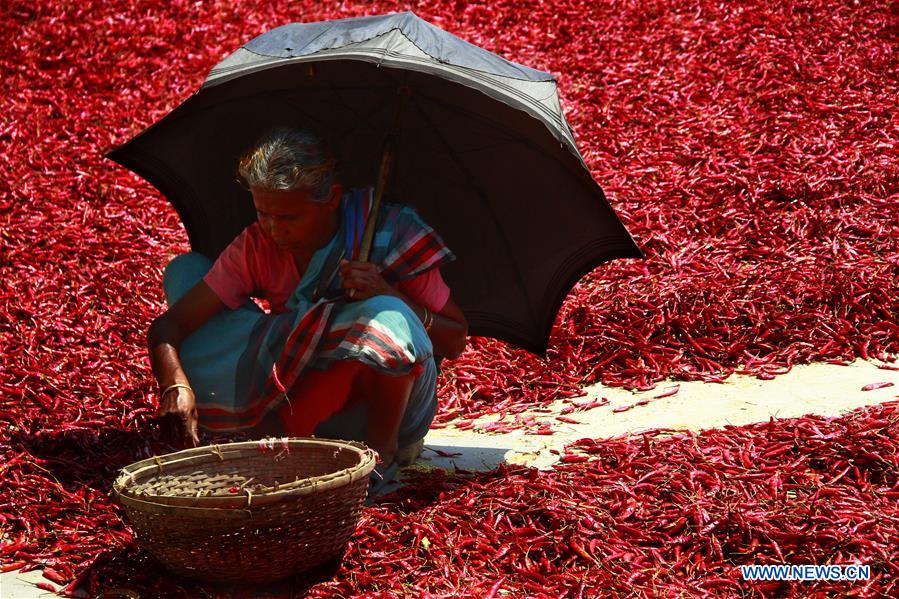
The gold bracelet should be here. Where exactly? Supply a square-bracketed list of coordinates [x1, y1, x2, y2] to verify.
[161, 383, 193, 399]
[424, 307, 435, 332]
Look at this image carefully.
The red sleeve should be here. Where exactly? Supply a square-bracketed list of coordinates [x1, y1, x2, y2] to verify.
[397, 268, 451, 313]
[203, 227, 256, 310]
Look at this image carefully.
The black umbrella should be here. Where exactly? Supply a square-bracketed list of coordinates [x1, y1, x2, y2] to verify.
[108, 11, 643, 356]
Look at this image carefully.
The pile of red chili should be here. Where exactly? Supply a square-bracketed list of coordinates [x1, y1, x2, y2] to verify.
[1, 0, 896, 596]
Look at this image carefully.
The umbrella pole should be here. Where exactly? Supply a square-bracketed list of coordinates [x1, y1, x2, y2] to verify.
[356, 136, 394, 263]
[357, 85, 411, 263]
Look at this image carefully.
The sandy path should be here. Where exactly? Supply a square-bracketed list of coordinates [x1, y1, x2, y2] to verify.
[418, 359, 899, 472]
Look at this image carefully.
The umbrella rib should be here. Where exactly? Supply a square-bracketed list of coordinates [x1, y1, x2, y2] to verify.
[408, 93, 538, 330]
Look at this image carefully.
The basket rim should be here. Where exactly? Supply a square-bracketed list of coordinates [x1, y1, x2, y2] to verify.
[112, 437, 376, 512]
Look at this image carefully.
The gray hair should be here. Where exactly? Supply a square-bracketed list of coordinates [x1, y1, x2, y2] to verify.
[237, 128, 337, 202]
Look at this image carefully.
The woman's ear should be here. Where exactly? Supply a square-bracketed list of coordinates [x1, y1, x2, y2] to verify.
[326, 183, 342, 211]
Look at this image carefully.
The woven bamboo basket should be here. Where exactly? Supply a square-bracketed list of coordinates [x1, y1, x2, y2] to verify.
[112, 438, 376, 584]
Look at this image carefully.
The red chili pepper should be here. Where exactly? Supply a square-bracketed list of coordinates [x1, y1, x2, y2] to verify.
[861, 382, 894, 391]
[560, 454, 589, 463]
[42, 567, 68, 585]
[0, 561, 27, 573]
[653, 386, 680, 399]
[485, 577, 506, 599]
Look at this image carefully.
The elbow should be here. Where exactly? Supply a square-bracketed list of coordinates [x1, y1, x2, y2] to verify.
[442, 328, 468, 360]
[444, 345, 466, 361]
[148, 313, 181, 348]
[147, 315, 164, 347]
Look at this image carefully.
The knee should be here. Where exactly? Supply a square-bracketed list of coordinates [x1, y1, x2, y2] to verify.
[360, 294, 413, 316]
[356, 295, 425, 333]
[164, 252, 213, 283]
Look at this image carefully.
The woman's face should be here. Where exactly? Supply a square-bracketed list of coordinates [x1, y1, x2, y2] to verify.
[251, 185, 341, 253]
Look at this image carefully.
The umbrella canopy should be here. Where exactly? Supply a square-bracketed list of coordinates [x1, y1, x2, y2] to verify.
[108, 11, 643, 356]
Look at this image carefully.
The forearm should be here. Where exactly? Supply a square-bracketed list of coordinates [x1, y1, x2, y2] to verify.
[147, 282, 228, 392]
[147, 317, 191, 389]
[389, 290, 467, 359]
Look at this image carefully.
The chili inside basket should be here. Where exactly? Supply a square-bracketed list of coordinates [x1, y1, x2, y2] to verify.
[113, 437, 376, 584]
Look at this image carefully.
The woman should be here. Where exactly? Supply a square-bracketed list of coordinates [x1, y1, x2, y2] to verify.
[147, 127, 467, 471]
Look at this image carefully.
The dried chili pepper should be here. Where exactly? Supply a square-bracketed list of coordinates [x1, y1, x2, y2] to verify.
[862, 382, 894, 391]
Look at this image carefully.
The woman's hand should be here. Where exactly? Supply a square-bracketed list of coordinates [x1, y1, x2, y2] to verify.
[337, 260, 468, 358]
[157, 386, 199, 448]
[339, 259, 398, 301]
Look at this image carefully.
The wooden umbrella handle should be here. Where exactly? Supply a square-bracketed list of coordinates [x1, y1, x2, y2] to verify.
[357, 136, 395, 263]
[358, 84, 410, 263]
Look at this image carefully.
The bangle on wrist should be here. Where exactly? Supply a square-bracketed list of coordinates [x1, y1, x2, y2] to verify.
[161, 383, 192, 399]
[423, 306, 435, 332]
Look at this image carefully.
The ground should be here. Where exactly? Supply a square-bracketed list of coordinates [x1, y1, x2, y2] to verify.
[2, 358, 895, 597]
